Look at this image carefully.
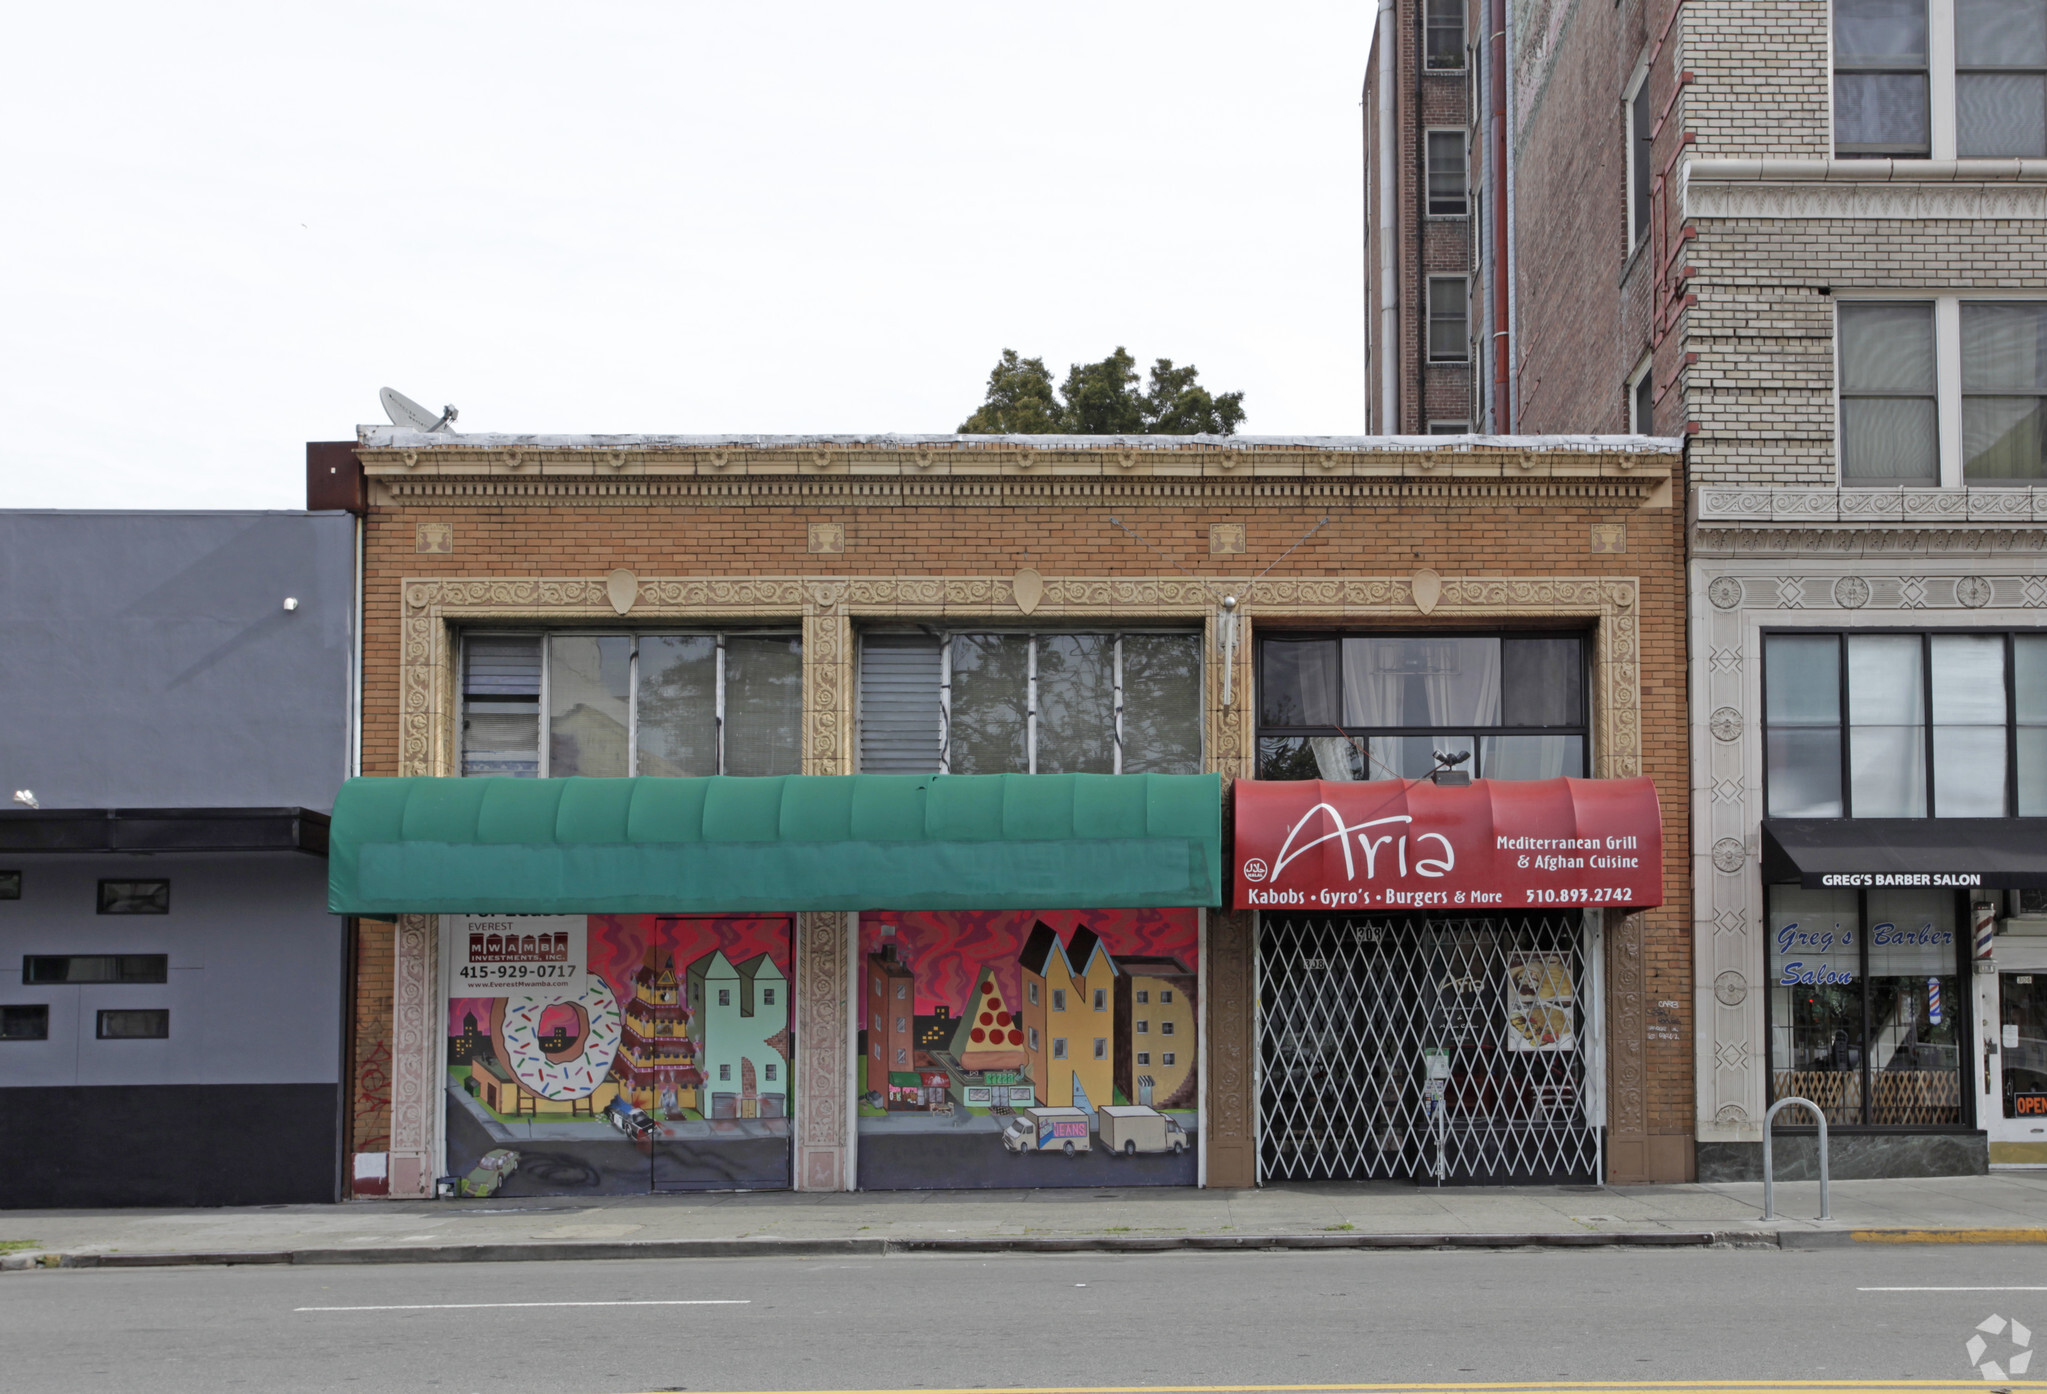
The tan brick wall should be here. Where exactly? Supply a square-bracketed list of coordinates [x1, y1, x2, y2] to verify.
[353, 455, 1693, 1182]
[347, 918, 395, 1174]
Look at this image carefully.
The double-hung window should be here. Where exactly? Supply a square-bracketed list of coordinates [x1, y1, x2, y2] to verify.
[459, 631, 803, 778]
[856, 630, 1202, 774]
[1627, 68, 1655, 244]
[1834, 0, 2047, 157]
[1834, 0, 1932, 155]
[1256, 633, 1589, 781]
[1838, 299, 2047, 484]
[1426, 131, 1468, 216]
[1763, 630, 2047, 817]
[1425, 0, 1466, 70]
[1427, 277, 1470, 363]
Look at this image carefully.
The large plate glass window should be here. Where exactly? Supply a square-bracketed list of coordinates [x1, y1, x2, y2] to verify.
[855, 631, 1201, 774]
[1766, 885, 1965, 1126]
[1764, 630, 2040, 817]
[1255, 633, 1587, 782]
[459, 631, 803, 778]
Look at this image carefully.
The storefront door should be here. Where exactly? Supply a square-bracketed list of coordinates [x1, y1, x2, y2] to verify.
[1256, 912, 1599, 1184]
[1982, 937, 2047, 1167]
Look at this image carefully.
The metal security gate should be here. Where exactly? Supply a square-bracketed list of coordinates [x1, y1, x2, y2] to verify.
[1257, 913, 1599, 1184]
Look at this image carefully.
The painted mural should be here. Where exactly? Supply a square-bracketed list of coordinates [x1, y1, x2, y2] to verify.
[443, 914, 792, 1195]
[856, 908, 1200, 1189]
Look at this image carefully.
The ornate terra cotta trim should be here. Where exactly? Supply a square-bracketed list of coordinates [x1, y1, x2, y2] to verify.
[387, 912, 440, 1198]
[385, 572, 1645, 1190]
[795, 911, 850, 1192]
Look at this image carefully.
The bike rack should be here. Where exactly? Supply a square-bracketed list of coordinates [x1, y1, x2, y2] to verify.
[1761, 1096, 1830, 1221]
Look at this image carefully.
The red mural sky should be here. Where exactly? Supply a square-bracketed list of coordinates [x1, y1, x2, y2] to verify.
[448, 915, 793, 1037]
[858, 908, 1198, 1024]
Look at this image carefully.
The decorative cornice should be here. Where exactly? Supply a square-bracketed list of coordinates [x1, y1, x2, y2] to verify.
[1694, 485, 2047, 524]
[1692, 488, 2047, 556]
[371, 472, 1671, 511]
[1683, 156, 2047, 221]
[356, 437, 1676, 512]
[1694, 526, 2047, 558]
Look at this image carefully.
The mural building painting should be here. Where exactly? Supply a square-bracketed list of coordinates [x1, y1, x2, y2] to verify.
[443, 914, 792, 1196]
[858, 908, 1200, 1188]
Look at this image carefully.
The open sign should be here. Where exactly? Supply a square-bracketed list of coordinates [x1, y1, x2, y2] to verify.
[2015, 1093, 2047, 1117]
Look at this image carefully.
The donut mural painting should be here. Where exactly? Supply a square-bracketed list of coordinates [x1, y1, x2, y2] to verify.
[490, 979, 622, 1100]
[445, 914, 793, 1196]
[856, 907, 1199, 1190]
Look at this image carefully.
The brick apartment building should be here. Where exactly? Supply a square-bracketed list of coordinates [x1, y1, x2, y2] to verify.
[320, 429, 1693, 1194]
[1370, 0, 2047, 1178]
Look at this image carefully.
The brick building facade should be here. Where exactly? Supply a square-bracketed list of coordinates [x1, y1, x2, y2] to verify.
[1373, 0, 2047, 1176]
[335, 430, 1693, 1192]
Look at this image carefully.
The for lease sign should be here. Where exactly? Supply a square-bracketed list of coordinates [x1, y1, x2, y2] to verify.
[447, 913, 587, 999]
[1233, 776, 1664, 913]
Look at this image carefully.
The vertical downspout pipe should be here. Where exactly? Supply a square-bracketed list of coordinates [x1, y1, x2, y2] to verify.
[1377, 0, 1398, 432]
[1490, 0, 1512, 432]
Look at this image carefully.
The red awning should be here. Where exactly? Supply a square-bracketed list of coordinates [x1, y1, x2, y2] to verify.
[1233, 776, 1663, 913]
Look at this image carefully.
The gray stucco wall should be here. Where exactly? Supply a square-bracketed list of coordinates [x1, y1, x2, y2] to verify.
[0, 853, 343, 1086]
[0, 511, 353, 811]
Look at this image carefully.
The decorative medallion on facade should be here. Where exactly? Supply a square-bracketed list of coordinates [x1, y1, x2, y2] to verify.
[1711, 838, 1746, 875]
[1708, 707, 1742, 743]
[1833, 575, 1870, 609]
[1957, 575, 1994, 609]
[1714, 970, 1748, 1007]
[1707, 576, 1743, 610]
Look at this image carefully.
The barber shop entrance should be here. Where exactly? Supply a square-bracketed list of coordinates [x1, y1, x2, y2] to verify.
[1258, 910, 1598, 1184]
[1235, 774, 1665, 1187]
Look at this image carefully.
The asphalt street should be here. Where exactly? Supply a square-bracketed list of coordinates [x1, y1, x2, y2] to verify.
[4, 1245, 2043, 1393]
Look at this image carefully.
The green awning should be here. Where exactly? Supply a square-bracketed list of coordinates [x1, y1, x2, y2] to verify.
[328, 773, 1222, 915]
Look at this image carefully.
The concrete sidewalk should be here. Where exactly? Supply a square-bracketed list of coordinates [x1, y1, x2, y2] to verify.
[6, 1173, 2046, 1270]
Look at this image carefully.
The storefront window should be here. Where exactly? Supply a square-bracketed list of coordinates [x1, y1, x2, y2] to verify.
[1765, 630, 2047, 817]
[1255, 633, 1586, 781]
[855, 630, 1202, 775]
[459, 631, 803, 778]
[1767, 886, 1863, 1124]
[1767, 884, 1966, 1127]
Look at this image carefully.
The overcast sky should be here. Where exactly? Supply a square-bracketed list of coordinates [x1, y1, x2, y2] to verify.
[2, 3, 1373, 510]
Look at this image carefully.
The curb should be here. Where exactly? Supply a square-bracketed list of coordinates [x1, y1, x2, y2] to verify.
[1779, 1226, 2047, 1249]
[32, 1230, 1732, 1270]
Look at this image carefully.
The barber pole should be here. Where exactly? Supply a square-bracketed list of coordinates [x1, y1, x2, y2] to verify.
[1975, 900, 1999, 960]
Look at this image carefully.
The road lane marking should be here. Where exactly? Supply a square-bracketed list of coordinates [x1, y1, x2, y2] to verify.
[610, 1375, 2014, 1383]
[296, 1299, 751, 1312]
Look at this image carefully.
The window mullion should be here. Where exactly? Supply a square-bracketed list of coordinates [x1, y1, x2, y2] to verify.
[1935, 296, 1964, 486]
[1026, 635, 1039, 775]
[1113, 635, 1126, 775]
[1929, 0, 1957, 160]
[538, 635, 552, 779]
[939, 634, 952, 774]
[1923, 631, 1938, 815]
[626, 636, 639, 776]
[715, 633, 727, 776]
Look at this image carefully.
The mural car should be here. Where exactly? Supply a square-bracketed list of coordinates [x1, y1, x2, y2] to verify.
[1002, 1106, 1094, 1155]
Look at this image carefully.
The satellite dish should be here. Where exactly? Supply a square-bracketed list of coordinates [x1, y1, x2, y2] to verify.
[380, 387, 460, 433]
